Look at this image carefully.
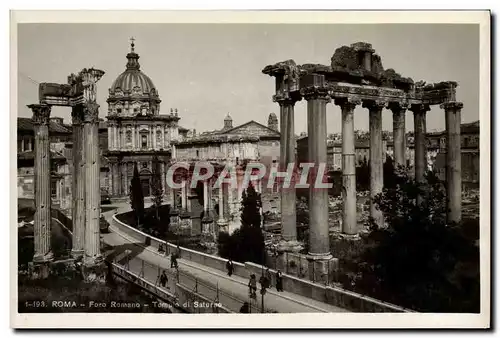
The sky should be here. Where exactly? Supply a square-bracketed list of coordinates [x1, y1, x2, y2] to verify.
[17, 23, 479, 134]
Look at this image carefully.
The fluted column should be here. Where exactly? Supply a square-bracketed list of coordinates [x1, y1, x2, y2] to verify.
[335, 98, 360, 235]
[71, 105, 85, 259]
[411, 104, 430, 184]
[277, 97, 298, 242]
[390, 103, 408, 169]
[29, 104, 53, 263]
[442, 102, 463, 224]
[363, 100, 387, 228]
[83, 103, 102, 266]
[302, 81, 331, 259]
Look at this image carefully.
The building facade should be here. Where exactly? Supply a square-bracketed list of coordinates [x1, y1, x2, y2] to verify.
[105, 42, 181, 199]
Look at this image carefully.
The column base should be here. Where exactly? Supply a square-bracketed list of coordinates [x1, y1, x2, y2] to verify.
[81, 260, 107, 283]
[277, 240, 303, 253]
[83, 254, 104, 268]
[217, 218, 229, 232]
[306, 254, 339, 284]
[33, 251, 54, 264]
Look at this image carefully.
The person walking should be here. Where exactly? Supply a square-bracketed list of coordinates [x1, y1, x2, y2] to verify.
[159, 270, 168, 288]
[226, 259, 234, 277]
[265, 268, 273, 289]
[171, 252, 178, 269]
[276, 269, 283, 292]
[248, 274, 257, 299]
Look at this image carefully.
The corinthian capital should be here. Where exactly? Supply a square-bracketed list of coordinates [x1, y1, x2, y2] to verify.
[83, 102, 100, 124]
[28, 104, 51, 125]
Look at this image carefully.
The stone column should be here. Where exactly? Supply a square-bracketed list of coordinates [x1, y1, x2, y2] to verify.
[390, 103, 408, 169]
[29, 104, 53, 263]
[107, 121, 113, 151]
[160, 162, 166, 196]
[131, 124, 136, 151]
[161, 126, 165, 149]
[411, 104, 430, 184]
[277, 97, 298, 243]
[83, 102, 102, 267]
[71, 105, 85, 259]
[302, 82, 331, 259]
[122, 163, 128, 196]
[181, 178, 188, 212]
[363, 100, 387, 228]
[442, 102, 463, 224]
[335, 97, 360, 235]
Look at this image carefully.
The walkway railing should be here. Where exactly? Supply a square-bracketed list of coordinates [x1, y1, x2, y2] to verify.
[112, 252, 273, 313]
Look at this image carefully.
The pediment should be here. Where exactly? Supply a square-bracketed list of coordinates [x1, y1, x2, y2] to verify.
[222, 120, 280, 137]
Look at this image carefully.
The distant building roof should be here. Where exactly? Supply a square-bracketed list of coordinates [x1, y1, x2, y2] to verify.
[18, 117, 72, 134]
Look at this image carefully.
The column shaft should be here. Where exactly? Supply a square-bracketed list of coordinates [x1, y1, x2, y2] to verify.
[71, 106, 85, 258]
[336, 99, 359, 235]
[83, 104, 102, 266]
[279, 100, 297, 241]
[413, 107, 428, 183]
[443, 102, 463, 223]
[392, 105, 407, 168]
[30, 104, 53, 263]
[365, 101, 385, 228]
[306, 92, 330, 257]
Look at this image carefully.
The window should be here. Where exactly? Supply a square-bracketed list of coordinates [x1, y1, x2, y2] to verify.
[196, 150, 200, 157]
[51, 179, 57, 198]
[141, 135, 147, 149]
[126, 130, 132, 143]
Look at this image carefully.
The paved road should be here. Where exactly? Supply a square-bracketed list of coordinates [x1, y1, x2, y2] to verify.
[102, 202, 349, 313]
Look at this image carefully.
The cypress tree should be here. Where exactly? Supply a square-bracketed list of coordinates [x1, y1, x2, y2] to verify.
[129, 163, 144, 227]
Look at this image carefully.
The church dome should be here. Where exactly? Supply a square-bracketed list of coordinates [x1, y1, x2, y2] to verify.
[107, 39, 161, 116]
[108, 40, 159, 97]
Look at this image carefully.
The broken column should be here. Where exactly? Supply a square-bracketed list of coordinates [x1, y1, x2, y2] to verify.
[71, 105, 85, 259]
[334, 97, 360, 236]
[441, 102, 463, 224]
[29, 104, 54, 266]
[363, 100, 387, 228]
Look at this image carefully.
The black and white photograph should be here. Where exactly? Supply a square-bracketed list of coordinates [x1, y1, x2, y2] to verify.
[10, 10, 490, 329]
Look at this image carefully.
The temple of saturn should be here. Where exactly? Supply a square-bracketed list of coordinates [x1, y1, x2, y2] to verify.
[28, 68, 106, 280]
[263, 42, 463, 276]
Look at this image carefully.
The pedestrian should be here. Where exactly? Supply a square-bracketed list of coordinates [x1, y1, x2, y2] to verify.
[248, 274, 257, 299]
[239, 302, 250, 313]
[226, 259, 234, 277]
[159, 270, 168, 288]
[171, 252, 178, 269]
[276, 269, 283, 292]
[266, 268, 272, 289]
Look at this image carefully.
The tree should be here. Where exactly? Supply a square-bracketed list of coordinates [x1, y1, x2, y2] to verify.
[218, 183, 265, 264]
[129, 163, 144, 227]
[151, 155, 163, 220]
[383, 155, 396, 189]
[344, 169, 479, 312]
